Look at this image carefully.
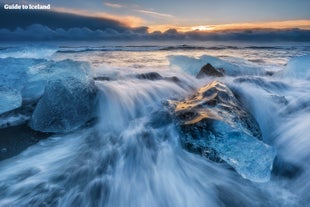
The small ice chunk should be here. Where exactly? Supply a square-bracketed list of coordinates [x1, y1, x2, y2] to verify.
[0, 87, 22, 115]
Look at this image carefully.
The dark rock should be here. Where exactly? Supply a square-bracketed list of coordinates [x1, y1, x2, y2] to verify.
[272, 156, 302, 179]
[165, 76, 180, 83]
[136, 72, 163, 80]
[196, 63, 224, 78]
[0, 102, 37, 129]
[147, 110, 172, 129]
[94, 77, 111, 81]
[265, 71, 274, 76]
[0, 124, 51, 161]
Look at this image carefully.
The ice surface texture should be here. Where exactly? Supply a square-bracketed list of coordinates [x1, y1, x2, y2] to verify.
[170, 81, 276, 182]
[279, 55, 310, 80]
[0, 87, 22, 114]
[209, 122, 276, 182]
[0, 58, 38, 115]
[29, 77, 97, 133]
[29, 60, 97, 133]
[0, 57, 97, 132]
[168, 55, 265, 76]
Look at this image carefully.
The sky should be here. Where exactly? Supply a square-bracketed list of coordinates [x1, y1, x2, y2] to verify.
[1, 0, 310, 41]
[8, 0, 309, 32]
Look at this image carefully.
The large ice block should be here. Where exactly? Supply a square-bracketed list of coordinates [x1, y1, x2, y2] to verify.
[29, 77, 97, 133]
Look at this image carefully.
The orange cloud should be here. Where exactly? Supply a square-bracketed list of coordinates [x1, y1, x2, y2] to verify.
[53, 7, 144, 27]
[148, 20, 310, 33]
[209, 20, 310, 31]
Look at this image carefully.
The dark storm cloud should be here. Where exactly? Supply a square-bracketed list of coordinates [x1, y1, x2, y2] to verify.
[0, 7, 309, 42]
[0, 8, 129, 32]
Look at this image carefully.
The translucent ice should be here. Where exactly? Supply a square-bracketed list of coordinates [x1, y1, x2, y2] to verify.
[22, 59, 93, 102]
[172, 81, 276, 182]
[279, 55, 310, 80]
[168, 55, 265, 76]
[29, 77, 97, 133]
[0, 58, 37, 91]
[0, 87, 22, 115]
[209, 122, 276, 182]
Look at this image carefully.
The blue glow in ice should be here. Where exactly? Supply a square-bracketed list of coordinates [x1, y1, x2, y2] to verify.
[209, 122, 276, 182]
[0, 87, 22, 114]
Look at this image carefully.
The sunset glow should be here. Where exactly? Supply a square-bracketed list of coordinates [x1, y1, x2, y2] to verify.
[191, 26, 214, 31]
[146, 20, 310, 33]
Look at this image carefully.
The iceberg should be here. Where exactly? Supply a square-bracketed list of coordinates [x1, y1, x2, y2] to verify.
[0, 58, 36, 91]
[21, 80, 47, 102]
[0, 87, 22, 115]
[29, 77, 97, 133]
[209, 122, 276, 182]
[22, 59, 93, 102]
[279, 55, 310, 80]
[0, 57, 97, 132]
[170, 81, 276, 182]
[168, 55, 265, 76]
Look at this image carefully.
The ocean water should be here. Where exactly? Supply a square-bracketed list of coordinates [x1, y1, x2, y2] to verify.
[0, 40, 310, 207]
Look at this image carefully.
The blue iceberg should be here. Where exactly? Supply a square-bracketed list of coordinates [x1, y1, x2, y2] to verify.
[22, 59, 93, 102]
[28, 60, 97, 133]
[171, 81, 276, 182]
[0, 87, 22, 115]
[168, 55, 265, 76]
[29, 77, 97, 133]
[279, 55, 310, 80]
[209, 122, 276, 182]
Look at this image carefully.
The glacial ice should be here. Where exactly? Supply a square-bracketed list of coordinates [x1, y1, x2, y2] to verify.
[0, 58, 35, 91]
[0, 87, 22, 115]
[0, 57, 97, 132]
[22, 59, 93, 102]
[279, 55, 310, 80]
[168, 55, 265, 76]
[0, 58, 93, 102]
[21, 80, 47, 102]
[172, 81, 275, 182]
[28, 60, 96, 133]
[0, 58, 49, 103]
[209, 121, 276, 182]
[29, 77, 97, 133]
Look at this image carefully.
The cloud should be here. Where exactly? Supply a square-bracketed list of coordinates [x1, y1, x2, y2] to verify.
[102, 2, 173, 19]
[0, 8, 132, 31]
[0, 24, 149, 41]
[135, 9, 174, 18]
[104, 2, 124, 9]
[0, 8, 309, 42]
[1, 23, 309, 42]
[148, 20, 310, 33]
[53, 7, 144, 27]
[207, 20, 310, 31]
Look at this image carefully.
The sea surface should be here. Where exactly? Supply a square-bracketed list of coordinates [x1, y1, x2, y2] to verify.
[0, 40, 310, 206]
